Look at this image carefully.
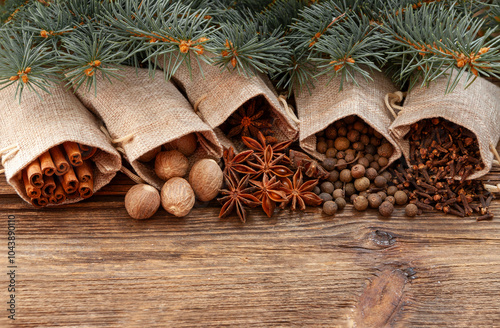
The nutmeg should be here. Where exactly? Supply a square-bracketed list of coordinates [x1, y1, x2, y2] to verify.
[155, 150, 189, 181]
[188, 159, 223, 202]
[161, 177, 195, 217]
[125, 184, 161, 220]
[170, 133, 198, 157]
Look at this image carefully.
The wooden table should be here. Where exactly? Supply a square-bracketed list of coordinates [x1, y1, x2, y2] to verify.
[1, 161, 499, 327]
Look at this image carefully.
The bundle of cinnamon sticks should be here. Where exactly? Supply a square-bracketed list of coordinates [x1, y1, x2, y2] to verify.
[21, 142, 97, 207]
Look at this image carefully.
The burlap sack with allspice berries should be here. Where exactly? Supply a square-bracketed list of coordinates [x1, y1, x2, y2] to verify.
[0, 83, 122, 205]
[74, 66, 223, 189]
[389, 72, 500, 180]
[164, 56, 299, 149]
[295, 69, 402, 167]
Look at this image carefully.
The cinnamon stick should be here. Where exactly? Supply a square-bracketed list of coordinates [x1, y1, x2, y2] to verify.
[75, 160, 93, 182]
[39, 151, 56, 176]
[80, 145, 97, 160]
[78, 179, 94, 199]
[22, 170, 41, 199]
[63, 141, 83, 166]
[31, 197, 48, 208]
[48, 196, 58, 205]
[61, 167, 79, 194]
[53, 181, 66, 204]
[41, 175, 56, 198]
[26, 159, 44, 188]
[50, 146, 70, 176]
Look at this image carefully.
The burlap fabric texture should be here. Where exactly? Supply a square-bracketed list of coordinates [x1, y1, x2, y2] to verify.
[164, 55, 299, 149]
[389, 72, 500, 180]
[0, 83, 121, 205]
[75, 66, 223, 189]
[295, 69, 402, 168]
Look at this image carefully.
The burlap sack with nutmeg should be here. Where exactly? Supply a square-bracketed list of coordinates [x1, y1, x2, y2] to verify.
[75, 66, 223, 189]
[0, 83, 121, 205]
[162, 55, 298, 149]
[295, 69, 402, 167]
[389, 72, 500, 180]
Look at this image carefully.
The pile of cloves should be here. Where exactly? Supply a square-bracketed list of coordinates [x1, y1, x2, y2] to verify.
[399, 118, 494, 220]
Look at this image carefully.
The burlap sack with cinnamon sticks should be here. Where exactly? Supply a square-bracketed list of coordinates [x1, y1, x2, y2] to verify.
[74, 66, 223, 189]
[164, 55, 299, 149]
[0, 83, 121, 205]
[389, 72, 500, 180]
[295, 69, 402, 167]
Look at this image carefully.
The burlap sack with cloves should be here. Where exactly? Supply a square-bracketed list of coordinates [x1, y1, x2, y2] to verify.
[295, 69, 402, 168]
[0, 83, 122, 205]
[389, 72, 500, 180]
[162, 55, 299, 149]
[74, 66, 223, 189]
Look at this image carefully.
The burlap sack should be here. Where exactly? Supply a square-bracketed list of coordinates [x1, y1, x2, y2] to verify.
[74, 66, 223, 189]
[0, 83, 121, 205]
[163, 55, 299, 149]
[389, 72, 500, 180]
[295, 69, 402, 167]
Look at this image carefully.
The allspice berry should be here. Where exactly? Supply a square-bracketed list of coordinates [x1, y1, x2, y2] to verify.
[365, 167, 378, 181]
[325, 126, 337, 139]
[188, 159, 223, 202]
[358, 157, 370, 168]
[320, 181, 334, 194]
[332, 189, 345, 199]
[351, 164, 365, 179]
[335, 197, 347, 210]
[334, 137, 350, 151]
[326, 148, 338, 158]
[378, 156, 389, 167]
[170, 133, 198, 157]
[323, 201, 338, 215]
[387, 186, 398, 196]
[377, 143, 394, 158]
[353, 195, 368, 211]
[405, 204, 419, 217]
[368, 193, 383, 209]
[155, 150, 189, 181]
[354, 177, 370, 192]
[138, 146, 161, 162]
[125, 184, 161, 220]
[340, 169, 352, 183]
[319, 192, 333, 203]
[374, 175, 387, 188]
[313, 186, 321, 195]
[394, 190, 408, 205]
[317, 140, 328, 153]
[328, 170, 340, 183]
[161, 177, 195, 217]
[379, 201, 394, 217]
[347, 130, 360, 143]
[322, 158, 336, 171]
[385, 195, 396, 205]
[345, 183, 356, 197]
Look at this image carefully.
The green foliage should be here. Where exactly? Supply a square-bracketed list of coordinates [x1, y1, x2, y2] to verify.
[0, 0, 26, 24]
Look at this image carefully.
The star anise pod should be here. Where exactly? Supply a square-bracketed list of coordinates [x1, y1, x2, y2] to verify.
[250, 174, 287, 218]
[242, 131, 292, 165]
[248, 145, 293, 179]
[280, 169, 322, 211]
[289, 149, 329, 180]
[226, 100, 273, 139]
[223, 147, 257, 181]
[218, 174, 261, 223]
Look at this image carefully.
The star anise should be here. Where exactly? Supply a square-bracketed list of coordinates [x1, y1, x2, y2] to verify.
[289, 149, 329, 180]
[223, 147, 257, 181]
[242, 131, 292, 165]
[226, 99, 274, 139]
[250, 174, 287, 218]
[218, 174, 261, 223]
[247, 145, 293, 179]
[280, 169, 322, 211]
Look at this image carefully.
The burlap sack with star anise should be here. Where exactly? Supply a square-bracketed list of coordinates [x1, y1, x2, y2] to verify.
[389, 72, 500, 180]
[74, 66, 223, 189]
[0, 82, 121, 206]
[295, 69, 402, 168]
[158, 55, 299, 150]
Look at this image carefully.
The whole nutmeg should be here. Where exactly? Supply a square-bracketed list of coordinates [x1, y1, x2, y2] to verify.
[379, 201, 394, 217]
[394, 190, 408, 205]
[368, 193, 383, 209]
[155, 150, 189, 181]
[323, 201, 338, 215]
[377, 143, 394, 158]
[351, 164, 365, 179]
[374, 175, 387, 188]
[353, 195, 368, 211]
[317, 140, 328, 154]
[188, 159, 223, 202]
[365, 167, 378, 181]
[320, 181, 335, 194]
[125, 184, 161, 220]
[335, 197, 347, 210]
[161, 177, 195, 217]
[334, 137, 350, 151]
[354, 177, 370, 192]
[170, 133, 198, 157]
[340, 169, 352, 183]
[405, 204, 419, 217]
[138, 146, 161, 162]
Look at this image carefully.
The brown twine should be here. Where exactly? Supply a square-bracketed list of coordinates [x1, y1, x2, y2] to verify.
[384, 91, 406, 119]
[278, 94, 300, 124]
[0, 145, 19, 175]
[120, 165, 146, 185]
[193, 93, 208, 121]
